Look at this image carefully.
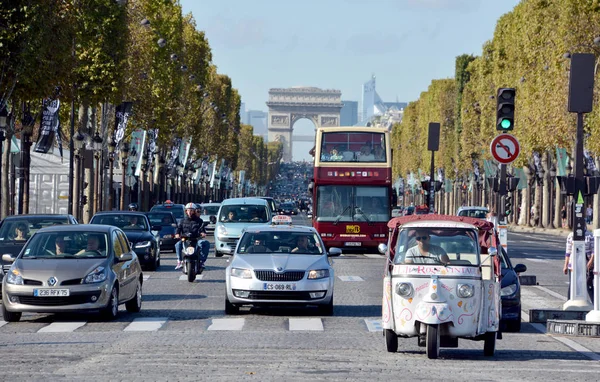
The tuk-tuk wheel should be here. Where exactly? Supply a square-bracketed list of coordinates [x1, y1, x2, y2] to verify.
[426, 324, 440, 359]
[385, 329, 398, 352]
[483, 331, 496, 356]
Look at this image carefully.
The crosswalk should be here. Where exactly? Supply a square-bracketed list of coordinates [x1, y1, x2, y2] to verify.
[0, 317, 384, 333]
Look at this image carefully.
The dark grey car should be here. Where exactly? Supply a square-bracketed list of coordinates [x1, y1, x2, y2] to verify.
[1, 224, 143, 322]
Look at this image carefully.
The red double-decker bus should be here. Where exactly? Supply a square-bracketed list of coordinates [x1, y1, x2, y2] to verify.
[310, 127, 395, 250]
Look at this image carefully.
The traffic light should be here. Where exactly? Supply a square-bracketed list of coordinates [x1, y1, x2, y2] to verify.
[496, 88, 516, 131]
[504, 194, 512, 216]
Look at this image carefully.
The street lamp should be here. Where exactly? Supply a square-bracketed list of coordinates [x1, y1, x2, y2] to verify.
[140, 154, 148, 211]
[107, 138, 116, 210]
[91, 131, 103, 214]
[0, 106, 8, 216]
[73, 131, 86, 219]
[120, 142, 130, 210]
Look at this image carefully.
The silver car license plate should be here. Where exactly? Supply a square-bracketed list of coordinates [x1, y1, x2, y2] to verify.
[263, 283, 296, 291]
[345, 242, 362, 246]
[34, 289, 70, 297]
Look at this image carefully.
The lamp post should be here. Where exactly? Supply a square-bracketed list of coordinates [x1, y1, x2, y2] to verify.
[91, 131, 103, 214]
[73, 131, 86, 220]
[120, 142, 130, 210]
[140, 154, 148, 211]
[107, 138, 116, 210]
[0, 107, 7, 213]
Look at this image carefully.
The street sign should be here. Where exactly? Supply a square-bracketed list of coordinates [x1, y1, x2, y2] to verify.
[490, 134, 520, 164]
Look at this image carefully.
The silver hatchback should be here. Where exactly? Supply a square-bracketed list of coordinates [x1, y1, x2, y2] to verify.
[1, 225, 143, 322]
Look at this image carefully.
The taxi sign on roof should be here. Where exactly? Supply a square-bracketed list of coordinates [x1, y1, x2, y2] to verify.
[271, 215, 293, 225]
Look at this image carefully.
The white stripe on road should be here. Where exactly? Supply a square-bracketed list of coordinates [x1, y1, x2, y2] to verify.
[364, 319, 382, 332]
[524, 258, 547, 263]
[534, 285, 568, 301]
[124, 317, 168, 332]
[143, 275, 150, 281]
[289, 318, 323, 331]
[38, 322, 86, 333]
[179, 274, 204, 281]
[0, 321, 7, 328]
[338, 276, 364, 282]
[208, 318, 245, 331]
[364, 254, 383, 258]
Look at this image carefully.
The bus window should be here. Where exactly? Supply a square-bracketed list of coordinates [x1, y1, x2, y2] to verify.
[320, 131, 386, 163]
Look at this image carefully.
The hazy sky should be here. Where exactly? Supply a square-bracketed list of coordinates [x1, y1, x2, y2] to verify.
[180, 0, 521, 161]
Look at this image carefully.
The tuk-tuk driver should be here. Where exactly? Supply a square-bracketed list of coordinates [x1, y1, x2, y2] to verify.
[404, 230, 450, 265]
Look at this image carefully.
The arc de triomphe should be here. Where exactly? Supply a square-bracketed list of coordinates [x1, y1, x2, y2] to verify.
[266, 87, 342, 162]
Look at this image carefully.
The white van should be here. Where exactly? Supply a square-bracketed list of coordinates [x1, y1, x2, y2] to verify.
[214, 198, 272, 257]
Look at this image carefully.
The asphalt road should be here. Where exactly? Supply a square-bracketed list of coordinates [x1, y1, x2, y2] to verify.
[0, 214, 599, 381]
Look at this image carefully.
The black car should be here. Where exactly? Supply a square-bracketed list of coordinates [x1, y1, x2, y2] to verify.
[90, 212, 161, 271]
[150, 201, 185, 224]
[499, 247, 527, 332]
[145, 211, 177, 252]
[0, 214, 78, 286]
[278, 202, 299, 215]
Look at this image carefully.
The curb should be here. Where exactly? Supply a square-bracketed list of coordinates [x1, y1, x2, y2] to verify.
[506, 225, 571, 238]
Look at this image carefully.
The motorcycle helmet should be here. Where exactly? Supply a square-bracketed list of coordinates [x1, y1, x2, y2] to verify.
[128, 203, 138, 211]
[185, 202, 196, 210]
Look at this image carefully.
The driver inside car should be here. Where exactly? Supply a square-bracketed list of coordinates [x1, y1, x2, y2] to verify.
[246, 235, 272, 253]
[76, 234, 105, 256]
[404, 230, 449, 265]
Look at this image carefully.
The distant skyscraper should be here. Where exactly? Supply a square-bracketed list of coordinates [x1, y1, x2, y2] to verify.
[360, 74, 404, 126]
[246, 110, 268, 138]
[340, 100, 358, 126]
[240, 102, 248, 124]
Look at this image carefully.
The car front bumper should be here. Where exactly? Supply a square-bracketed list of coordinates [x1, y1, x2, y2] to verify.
[501, 296, 521, 320]
[133, 246, 157, 265]
[227, 276, 333, 306]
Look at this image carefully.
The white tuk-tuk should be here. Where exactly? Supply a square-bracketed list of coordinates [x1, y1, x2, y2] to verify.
[380, 215, 502, 359]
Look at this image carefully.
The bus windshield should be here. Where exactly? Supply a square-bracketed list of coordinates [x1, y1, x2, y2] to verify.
[319, 131, 386, 163]
[316, 185, 389, 222]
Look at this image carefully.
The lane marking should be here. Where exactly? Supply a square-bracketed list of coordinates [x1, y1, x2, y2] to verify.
[38, 322, 86, 333]
[143, 275, 151, 281]
[179, 274, 204, 281]
[338, 276, 364, 282]
[124, 317, 168, 332]
[364, 318, 382, 332]
[289, 318, 323, 331]
[522, 311, 600, 361]
[364, 254, 383, 258]
[534, 285, 568, 301]
[0, 321, 7, 328]
[524, 258, 546, 263]
[208, 318, 245, 331]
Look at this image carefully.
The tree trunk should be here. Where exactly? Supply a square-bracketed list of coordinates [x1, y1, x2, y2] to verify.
[542, 151, 551, 228]
[1, 131, 13, 218]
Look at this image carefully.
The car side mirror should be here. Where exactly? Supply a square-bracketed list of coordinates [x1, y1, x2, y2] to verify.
[514, 264, 527, 273]
[488, 247, 498, 257]
[171, 223, 177, 228]
[119, 252, 133, 262]
[378, 243, 388, 255]
[2, 254, 16, 263]
[327, 247, 342, 257]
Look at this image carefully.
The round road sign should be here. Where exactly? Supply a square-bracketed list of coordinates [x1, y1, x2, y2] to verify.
[490, 133, 520, 164]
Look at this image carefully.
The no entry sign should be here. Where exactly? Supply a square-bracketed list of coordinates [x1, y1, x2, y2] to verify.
[490, 133, 520, 164]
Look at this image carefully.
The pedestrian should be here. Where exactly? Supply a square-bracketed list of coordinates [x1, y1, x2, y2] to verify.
[561, 205, 567, 229]
[563, 229, 595, 301]
[586, 204, 593, 225]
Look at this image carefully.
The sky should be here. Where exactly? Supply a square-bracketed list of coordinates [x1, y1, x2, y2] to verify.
[180, 0, 521, 161]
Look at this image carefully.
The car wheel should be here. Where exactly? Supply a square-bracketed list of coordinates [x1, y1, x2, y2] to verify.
[2, 303, 21, 322]
[215, 251, 224, 258]
[385, 329, 398, 352]
[101, 286, 119, 321]
[225, 297, 239, 314]
[318, 298, 334, 316]
[148, 248, 158, 271]
[125, 282, 142, 313]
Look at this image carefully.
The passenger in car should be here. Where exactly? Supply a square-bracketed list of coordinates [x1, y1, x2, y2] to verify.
[404, 230, 449, 265]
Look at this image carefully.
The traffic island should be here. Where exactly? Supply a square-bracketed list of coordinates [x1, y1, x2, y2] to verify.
[546, 319, 600, 337]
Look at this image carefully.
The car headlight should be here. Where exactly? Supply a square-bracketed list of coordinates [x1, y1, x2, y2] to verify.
[457, 283, 475, 298]
[6, 268, 24, 285]
[501, 283, 518, 297]
[395, 282, 413, 297]
[83, 266, 107, 284]
[217, 225, 228, 237]
[307, 269, 329, 279]
[162, 234, 173, 239]
[231, 268, 252, 279]
[135, 241, 151, 248]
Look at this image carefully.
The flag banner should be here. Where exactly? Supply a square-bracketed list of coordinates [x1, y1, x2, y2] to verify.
[166, 137, 182, 175]
[146, 128, 158, 169]
[113, 102, 133, 149]
[127, 129, 146, 177]
[209, 159, 218, 188]
[483, 160, 497, 178]
[177, 137, 192, 169]
[556, 147, 569, 176]
[513, 167, 528, 190]
[584, 149, 597, 175]
[34, 98, 60, 154]
[444, 178, 453, 193]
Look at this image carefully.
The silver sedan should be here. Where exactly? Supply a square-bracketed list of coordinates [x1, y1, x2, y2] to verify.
[1, 225, 143, 322]
[225, 218, 341, 315]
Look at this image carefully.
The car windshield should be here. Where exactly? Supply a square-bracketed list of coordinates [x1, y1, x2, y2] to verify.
[146, 213, 175, 226]
[151, 205, 185, 219]
[218, 205, 269, 223]
[238, 231, 323, 254]
[0, 217, 69, 242]
[201, 206, 220, 215]
[394, 227, 480, 266]
[91, 214, 148, 231]
[21, 232, 108, 259]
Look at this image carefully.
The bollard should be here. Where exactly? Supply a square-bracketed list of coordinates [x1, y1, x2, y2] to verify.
[586, 229, 600, 321]
[563, 233, 593, 311]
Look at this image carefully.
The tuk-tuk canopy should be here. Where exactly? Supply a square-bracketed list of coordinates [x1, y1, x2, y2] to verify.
[387, 214, 494, 232]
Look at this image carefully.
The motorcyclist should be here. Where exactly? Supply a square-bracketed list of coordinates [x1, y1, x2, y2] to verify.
[128, 203, 139, 212]
[174, 203, 208, 270]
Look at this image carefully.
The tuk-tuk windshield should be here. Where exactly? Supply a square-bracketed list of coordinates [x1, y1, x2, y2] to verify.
[394, 227, 479, 266]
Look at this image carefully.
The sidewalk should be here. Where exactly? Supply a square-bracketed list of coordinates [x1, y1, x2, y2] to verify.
[506, 224, 593, 238]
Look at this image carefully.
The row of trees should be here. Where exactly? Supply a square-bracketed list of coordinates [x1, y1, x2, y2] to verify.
[0, 0, 282, 218]
[391, 0, 600, 228]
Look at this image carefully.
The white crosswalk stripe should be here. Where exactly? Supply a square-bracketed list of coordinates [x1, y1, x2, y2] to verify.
[338, 275, 364, 282]
[124, 317, 168, 331]
[289, 318, 323, 331]
[364, 319, 382, 332]
[38, 322, 86, 333]
[143, 275, 151, 281]
[0, 320, 8, 329]
[179, 274, 204, 281]
[208, 318, 245, 330]
[364, 254, 383, 259]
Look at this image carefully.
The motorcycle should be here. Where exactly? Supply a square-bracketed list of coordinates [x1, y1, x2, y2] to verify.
[180, 234, 203, 282]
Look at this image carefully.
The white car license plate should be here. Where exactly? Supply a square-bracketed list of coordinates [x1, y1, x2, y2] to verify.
[263, 283, 296, 291]
[345, 242, 362, 246]
[34, 289, 70, 297]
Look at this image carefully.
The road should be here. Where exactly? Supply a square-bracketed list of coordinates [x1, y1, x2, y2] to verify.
[0, 214, 599, 381]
